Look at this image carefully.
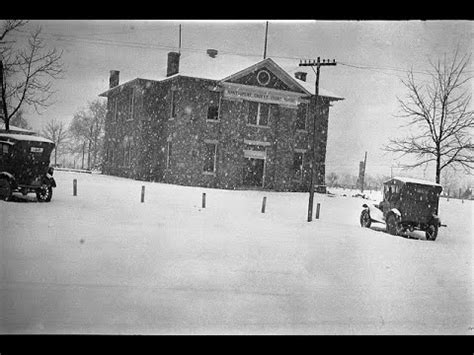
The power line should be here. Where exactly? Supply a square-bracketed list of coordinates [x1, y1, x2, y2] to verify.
[8, 31, 473, 80]
[339, 62, 433, 76]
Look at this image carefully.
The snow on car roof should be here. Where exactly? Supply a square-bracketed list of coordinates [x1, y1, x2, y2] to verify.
[0, 123, 37, 135]
[0, 132, 54, 144]
[388, 176, 442, 187]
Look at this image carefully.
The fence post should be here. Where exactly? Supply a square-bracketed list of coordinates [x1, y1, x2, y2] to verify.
[202, 192, 206, 208]
[73, 179, 77, 196]
[261, 196, 267, 213]
[315, 203, 321, 219]
[141, 185, 145, 203]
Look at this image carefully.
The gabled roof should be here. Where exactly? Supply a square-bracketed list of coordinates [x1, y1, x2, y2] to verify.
[99, 51, 344, 101]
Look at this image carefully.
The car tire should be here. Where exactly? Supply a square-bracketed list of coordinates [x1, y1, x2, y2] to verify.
[386, 213, 399, 236]
[425, 224, 438, 241]
[360, 209, 372, 228]
[36, 185, 53, 202]
[0, 178, 12, 201]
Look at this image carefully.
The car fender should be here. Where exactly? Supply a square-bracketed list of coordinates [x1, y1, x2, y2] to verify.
[362, 203, 384, 223]
[429, 214, 441, 227]
[388, 208, 402, 219]
[43, 175, 56, 188]
[0, 171, 17, 188]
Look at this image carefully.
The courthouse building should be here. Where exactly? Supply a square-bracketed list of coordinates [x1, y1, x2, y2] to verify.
[99, 49, 343, 192]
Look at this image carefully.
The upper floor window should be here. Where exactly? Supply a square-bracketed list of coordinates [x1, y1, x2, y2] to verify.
[207, 91, 220, 121]
[113, 98, 118, 123]
[248, 101, 269, 127]
[296, 103, 308, 131]
[170, 90, 177, 119]
[127, 88, 135, 121]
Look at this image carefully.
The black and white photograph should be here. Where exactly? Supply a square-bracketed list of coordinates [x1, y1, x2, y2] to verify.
[0, 19, 472, 336]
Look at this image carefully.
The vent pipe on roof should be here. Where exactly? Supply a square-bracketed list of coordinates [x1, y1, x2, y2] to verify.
[294, 71, 307, 82]
[206, 49, 218, 58]
[109, 70, 120, 89]
[167, 52, 181, 77]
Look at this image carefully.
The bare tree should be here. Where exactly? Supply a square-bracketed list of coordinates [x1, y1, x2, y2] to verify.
[10, 109, 31, 130]
[42, 118, 69, 166]
[69, 100, 106, 170]
[385, 50, 474, 184]
[0, 20, 63, 131]
[326, 172, 339, 188]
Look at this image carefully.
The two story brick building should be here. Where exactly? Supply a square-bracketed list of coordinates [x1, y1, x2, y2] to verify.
[99, 50, 343, 192]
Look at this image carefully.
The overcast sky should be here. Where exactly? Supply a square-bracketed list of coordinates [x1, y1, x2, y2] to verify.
[8, 20, 473, 182]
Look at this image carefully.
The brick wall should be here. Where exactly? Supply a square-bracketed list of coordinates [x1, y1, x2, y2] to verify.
[103, 76, 331, 192]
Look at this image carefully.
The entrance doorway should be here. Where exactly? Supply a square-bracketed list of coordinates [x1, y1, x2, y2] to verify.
[243, 158, 265, 187]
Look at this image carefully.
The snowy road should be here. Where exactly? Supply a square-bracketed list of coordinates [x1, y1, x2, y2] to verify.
[1, 171, 472, 334]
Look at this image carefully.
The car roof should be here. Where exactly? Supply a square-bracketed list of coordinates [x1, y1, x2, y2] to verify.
[385, 176, 442, 188]
[0, 133, 54, 144]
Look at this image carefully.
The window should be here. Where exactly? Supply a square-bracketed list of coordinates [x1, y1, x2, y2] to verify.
[170, 90, 177, 119]
[248, 101, 258, 125]
[296, 103, 308, 130]
[122, 136, 133, 167]
[113, 98, 118, 123]
[117, 99, 126, 122]
[248, 101, 270, 126]
[1, 144, 9, 154]
[127, 88, 135, 121]
[166, 141, 172, 169]
[207, 92, 220, 120]
[292, 152, 304, 180]
[203, 142, 217, 173]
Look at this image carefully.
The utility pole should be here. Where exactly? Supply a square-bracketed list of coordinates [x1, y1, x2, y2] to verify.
[299, 57, 337, 222]
[0, 59, 9, 131]
[358, 151, 367, 192]
[178, 24, 182, 54]
[263, 21, 269, 59]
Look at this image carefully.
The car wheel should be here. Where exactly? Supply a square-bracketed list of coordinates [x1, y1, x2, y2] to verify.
[425, 224, 438, 241]
[386, 213, 399, 235]
[0, 178, 12, 201]
[36, 184, 53, 202]
[360, 209, 372, 228]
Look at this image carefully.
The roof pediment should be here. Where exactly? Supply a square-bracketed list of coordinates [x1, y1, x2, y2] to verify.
[221, 58, 310, 95]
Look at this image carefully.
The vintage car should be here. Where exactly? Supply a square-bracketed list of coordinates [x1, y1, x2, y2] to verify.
[0, 132, 56, 202]
[360, 177, 444, 241]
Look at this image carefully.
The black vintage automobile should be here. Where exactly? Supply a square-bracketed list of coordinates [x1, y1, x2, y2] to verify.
[360, 177, 444, 241]
[0, 132, 56, 202]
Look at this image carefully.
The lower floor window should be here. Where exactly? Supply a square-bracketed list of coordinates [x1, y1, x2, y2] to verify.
[292, 152, 304, 179]
[123, 136, 134, 167]
[203, 142, 217, 173]
[166, 141, 172, 169]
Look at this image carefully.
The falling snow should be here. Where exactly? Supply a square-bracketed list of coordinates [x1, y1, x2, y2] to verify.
[1, 171, 472, 334]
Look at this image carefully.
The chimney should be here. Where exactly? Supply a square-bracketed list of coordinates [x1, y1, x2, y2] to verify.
[206, 48, 218, 58]
[109, 70, 120, 89]
[294, 71, 307, 82]
[167, 51, 181, 77]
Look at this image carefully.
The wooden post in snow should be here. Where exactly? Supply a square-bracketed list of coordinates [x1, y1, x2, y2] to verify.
[202, 192, 206, 208]
[261, 196, 267, 213]
[315, 203, 321, 219]
[73, 179, 77, 196]
[141, 186, 145, 203]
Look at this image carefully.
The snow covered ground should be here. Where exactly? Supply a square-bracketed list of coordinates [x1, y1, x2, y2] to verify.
[1, 171, 472, 334]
